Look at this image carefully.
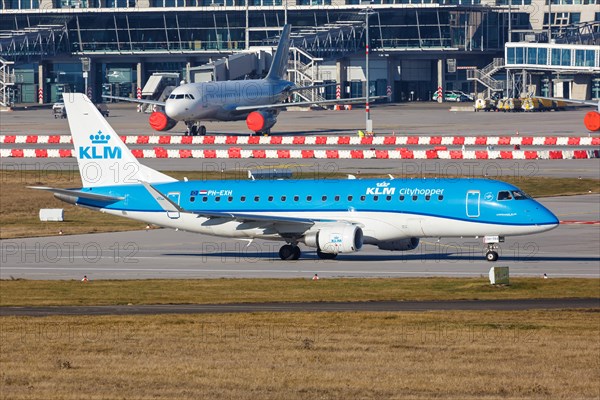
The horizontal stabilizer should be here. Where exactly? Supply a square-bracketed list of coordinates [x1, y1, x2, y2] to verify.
[28, 186, 124, 202]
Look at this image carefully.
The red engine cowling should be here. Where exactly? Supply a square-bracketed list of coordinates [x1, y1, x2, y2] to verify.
[246, 111, 277, 133]
[583, 111, 600, 132]
[149, 112, 178, 131]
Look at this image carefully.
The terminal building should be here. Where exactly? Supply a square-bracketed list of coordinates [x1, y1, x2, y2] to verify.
[1, 0, 598, 105]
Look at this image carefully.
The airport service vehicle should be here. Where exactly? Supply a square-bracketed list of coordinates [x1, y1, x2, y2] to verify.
[31, 93, 559, 261]
[104, 24, 373, 136]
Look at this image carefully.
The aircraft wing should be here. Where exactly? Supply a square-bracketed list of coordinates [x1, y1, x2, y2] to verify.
[28, 186, 125, 202]
[234, 96, 387, 112]
[102, 95, 166, 107]
[537, 96, 599, 109]
[287, 82, 336, 93]
[141, 181, 318, 226]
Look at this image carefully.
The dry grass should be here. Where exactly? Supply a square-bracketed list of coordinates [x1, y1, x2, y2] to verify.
[1, 278, 598, 307]
[1, 310, 598, 399]
[1, 169, 598, 239]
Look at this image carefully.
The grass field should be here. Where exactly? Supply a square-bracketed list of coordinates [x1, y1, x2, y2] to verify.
[1, 278, 598, 307]
[1, 169, 599, 239]
[1, 310, 599, 399]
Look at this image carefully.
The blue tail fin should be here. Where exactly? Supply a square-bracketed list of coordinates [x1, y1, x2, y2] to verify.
[265, 24, 291, 81]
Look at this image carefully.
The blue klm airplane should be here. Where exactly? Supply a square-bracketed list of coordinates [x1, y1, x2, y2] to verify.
[31, 93, 559, 261]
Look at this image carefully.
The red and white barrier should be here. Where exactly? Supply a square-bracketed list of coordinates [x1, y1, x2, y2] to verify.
[1, 135, 599, 147]
[2, 148, 598, 160]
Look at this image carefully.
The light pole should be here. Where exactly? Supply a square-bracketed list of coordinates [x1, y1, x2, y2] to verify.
[364, 7, 375, 134]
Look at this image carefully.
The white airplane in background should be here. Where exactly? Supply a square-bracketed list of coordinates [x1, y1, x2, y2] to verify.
[105, 24, 377, 136]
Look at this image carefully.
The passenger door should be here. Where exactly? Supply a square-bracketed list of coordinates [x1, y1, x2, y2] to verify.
[466, 190, 480, 218]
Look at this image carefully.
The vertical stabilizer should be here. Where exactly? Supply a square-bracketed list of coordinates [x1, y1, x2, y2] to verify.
[63, 93, 176, 188]
[265, 24, 291, 81]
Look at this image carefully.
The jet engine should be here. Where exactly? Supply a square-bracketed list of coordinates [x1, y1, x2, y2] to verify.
[303, 225, 363, 254]
[584, 111, 600, 132]
[149, 111, 178, 131]
[246, 110, 277, 133]
[377, 238, 420, 251]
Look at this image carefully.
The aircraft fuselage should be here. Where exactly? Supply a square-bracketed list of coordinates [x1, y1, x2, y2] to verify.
[164, 79, 293, 122]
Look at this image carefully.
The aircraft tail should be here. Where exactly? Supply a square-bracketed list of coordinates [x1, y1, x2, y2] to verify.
[62, 93, 177, 188]
[265, 24, 291, 81]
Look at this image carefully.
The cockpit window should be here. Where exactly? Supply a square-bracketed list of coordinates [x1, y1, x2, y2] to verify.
[185, 94, 195, 99]
[511, 190, 530, 200]
[168, 94, 175, 99]
[497, 191, 512, 201]
[175, 94, 185, 99]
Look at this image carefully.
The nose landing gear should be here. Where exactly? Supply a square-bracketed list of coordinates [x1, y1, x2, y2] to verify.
[185, 122, 206, 136]
[483, 236, 504, 262]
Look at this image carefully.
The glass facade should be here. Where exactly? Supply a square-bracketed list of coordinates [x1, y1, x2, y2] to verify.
[506, 44, 600, 69]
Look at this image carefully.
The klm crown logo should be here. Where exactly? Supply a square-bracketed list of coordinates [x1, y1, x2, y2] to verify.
[90, 132, 111, 144]
[79, 130, 122, 160]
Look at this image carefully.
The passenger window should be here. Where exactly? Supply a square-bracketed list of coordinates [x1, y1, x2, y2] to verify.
[360, 196, 366, 201]
[215, 196, 220, 202]
[322, 196, 327, 201]
[386, 196, 392, 201]
[348, 195, 353, 201]
[281, 196, 286, 201]
[438, 195, 444, 201]
[307, 195, 312, 201]
[294, 196, 299, 201]
[412, 195, 418, 201]
[334, 195, 340, 201]
[190, 196, 195, 202]
[202, 197, 208, 202]
[497, 191, 512, 201]
[228, 196, 233, 202]
[240, 196, 246, 202]
[425, 195, 431, 201]
[399, 195, 405, 201]
[373, 196, 378, 201]
[254, 196, 260, 202]
[268, 196, 273, 202]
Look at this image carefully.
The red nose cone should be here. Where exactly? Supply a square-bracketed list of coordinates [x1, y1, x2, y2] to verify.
[583, 111, 600, 132]
[149, 112, 169, 131]
[246, 111, 265, 132]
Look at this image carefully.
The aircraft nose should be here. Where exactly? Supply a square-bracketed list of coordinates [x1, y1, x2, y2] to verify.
[533, 205, 559, 232]
[164, 101, 181, 120]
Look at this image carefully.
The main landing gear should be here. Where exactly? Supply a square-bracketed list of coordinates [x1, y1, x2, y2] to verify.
[279, 244, 301, 260]
[185, 123, 206, 136]
[483, 236, 504, 262]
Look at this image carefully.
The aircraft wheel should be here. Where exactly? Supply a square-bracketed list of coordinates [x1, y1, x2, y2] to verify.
[199, 125, 207, 136]
[279, 244, 296, 261]
[486, 251, 499, 262]
[291, 246, 301, 260]
[317, 250, 337, 260]
[189, 125, 198, 136]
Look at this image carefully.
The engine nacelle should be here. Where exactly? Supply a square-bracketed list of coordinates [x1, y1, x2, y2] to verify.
[584, 111, 600, 132]
[377, 238, 420, 251]
[149, 111, 178, 131]
[303, 225, 363, 254]
[246, 110, 277, 133]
